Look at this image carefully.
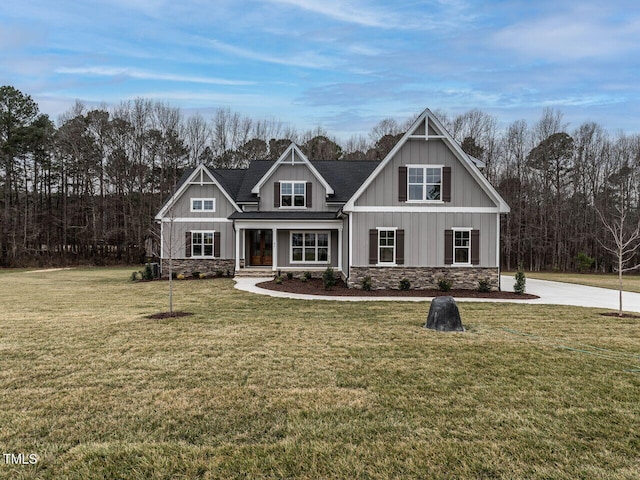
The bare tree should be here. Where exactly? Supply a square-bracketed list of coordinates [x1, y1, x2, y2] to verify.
[597, 163, 640, 316]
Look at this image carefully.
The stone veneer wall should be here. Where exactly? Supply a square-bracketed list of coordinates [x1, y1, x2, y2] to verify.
[161, 259, 235, 278]
[348, 266, 500, 291]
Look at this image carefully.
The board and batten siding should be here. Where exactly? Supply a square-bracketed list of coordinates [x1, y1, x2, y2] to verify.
[354, 139, 495, 208]
[166, 182, 238, 219]
[351, 212, 497, 267]
[259, 164, 328, 212]
[162, 221, 234, 260]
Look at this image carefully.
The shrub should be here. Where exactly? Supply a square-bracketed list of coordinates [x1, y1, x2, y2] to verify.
[576, 252, 595, 273]
[215, 269, 224, 277]
[477, 277, 492, 293]
[192, 271, 201, 279]
[130, 271, 140, 282]
[514, 267, 526, 294]
[303, 271, 312, 280]
[171, 272, 178, 280]
[177, 273, 185, 280]
[142, 263, 154, 280]
[275, 276, 284, 285]
[199, 273, 207, 279]
[286, 272, 294, 280]
[437, 277, 452, 292]
[322, 267, 337, 290]
[226, 270, 231, 277]
[361, 276, 372, 291]
[300, 276, 308, 283]
[399, 278, 411, 291]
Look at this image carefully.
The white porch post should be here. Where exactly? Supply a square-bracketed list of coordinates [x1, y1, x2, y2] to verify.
[235, 227, 241, 272]
[337, 227, 343, 274]
[272, 228, 278, 272]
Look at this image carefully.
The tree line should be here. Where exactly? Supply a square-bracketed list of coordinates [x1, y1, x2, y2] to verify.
[1, 85, 638, 271]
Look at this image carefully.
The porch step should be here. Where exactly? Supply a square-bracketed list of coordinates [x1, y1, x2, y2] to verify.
[234, 269, 274, 278]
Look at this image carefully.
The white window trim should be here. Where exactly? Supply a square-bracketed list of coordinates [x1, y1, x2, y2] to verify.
[377, 227, 397, 266]
[190, 198, 216, 213]
[280, 181, 307, 209]
[452, 227, 472, 266]
[191, 230, 216, 258]
[289, 231, 330, 264]
[406, 164, 444, 203]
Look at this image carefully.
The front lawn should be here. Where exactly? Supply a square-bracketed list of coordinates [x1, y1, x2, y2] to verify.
[1, 268, 639, 479]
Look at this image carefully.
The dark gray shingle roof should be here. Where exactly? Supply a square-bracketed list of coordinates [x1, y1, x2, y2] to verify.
[213, 160, 379, 204]
[229, 211, 341, 220]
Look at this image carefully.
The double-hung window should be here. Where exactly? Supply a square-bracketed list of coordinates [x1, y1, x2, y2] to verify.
[378, 229, 396, 264]
[453, 229, 471, 265]
[192, 231, 214, 257]
[291, 232, 329, 263]
[191, 198, 216, 212]
[281, 182, 306, 207]
[408, 166, 442, 201]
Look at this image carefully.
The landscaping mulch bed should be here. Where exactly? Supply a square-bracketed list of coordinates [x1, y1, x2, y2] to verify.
[146, 311, 193, 320]
[599, 312, 640, 319]
[258, 278, 540, 299]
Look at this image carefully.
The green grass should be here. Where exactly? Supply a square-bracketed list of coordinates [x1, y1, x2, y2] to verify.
[1, 268, 639, 479]
[505, 271, 640, 293]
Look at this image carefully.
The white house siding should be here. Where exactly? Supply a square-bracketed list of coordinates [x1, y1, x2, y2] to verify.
[259, 163, 329, 212]
[354, 138, 495, 208]
[351, 211, 497, 267]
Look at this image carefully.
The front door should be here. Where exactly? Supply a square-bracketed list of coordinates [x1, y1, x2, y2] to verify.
[248, 230, 273, 266]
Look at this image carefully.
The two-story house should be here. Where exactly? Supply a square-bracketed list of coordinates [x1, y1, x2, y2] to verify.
[155, 108, 510, 290]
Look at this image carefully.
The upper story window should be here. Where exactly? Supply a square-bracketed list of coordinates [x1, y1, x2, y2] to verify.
[281, 181, 306, 208]
[191, 198, 216, 212]
[408, 166, 442, 201]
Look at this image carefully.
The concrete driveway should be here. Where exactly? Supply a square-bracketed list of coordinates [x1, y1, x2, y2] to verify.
[502, 276, 640, 313]
[234, 276, 640, 313]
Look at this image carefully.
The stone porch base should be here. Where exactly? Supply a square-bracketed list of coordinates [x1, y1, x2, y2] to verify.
[161, 258, 235, 278]
[348, 266, 500, 291]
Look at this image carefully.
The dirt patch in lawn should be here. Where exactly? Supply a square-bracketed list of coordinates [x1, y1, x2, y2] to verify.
[146, 311, 194, 320]
[258, 278, 540, 299]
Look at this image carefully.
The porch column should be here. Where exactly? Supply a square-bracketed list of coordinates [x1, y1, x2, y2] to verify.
[272, 228, 278, 272]
[235, 228, 241, 272]
[337, 227, 343, 274]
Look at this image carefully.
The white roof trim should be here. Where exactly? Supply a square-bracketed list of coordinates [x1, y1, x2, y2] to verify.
[155, 164, 241, 219]
[343, 108, 510, 213]
[250, 143, 334, 195]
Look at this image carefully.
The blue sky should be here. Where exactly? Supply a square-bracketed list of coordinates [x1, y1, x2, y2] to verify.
[2, 0, 640, 139]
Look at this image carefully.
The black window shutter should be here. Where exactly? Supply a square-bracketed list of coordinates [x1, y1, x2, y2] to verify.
[214, 232, 221, 258]
[306, 182, 312, 208]
[398, 167, 407, 202]
[444, 230, 453, 265]
[274, 182, 280, 208]
[396, 229, 405, 265]
[442, 166, 451, 202]
[185, 231, 192, 258]
[369, 229, 378, 265]
[471, 230, 480, 265]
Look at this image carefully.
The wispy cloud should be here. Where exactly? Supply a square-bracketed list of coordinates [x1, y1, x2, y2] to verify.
[492, 6, 640, 60]
[206, 39, 335, 69]
[260, 0, 393, 28]
[56, 66, 255, 86]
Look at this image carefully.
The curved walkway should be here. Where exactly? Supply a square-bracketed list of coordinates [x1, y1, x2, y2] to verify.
[234, 276, 640, 312]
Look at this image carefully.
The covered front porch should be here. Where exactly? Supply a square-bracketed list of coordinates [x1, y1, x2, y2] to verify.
[233, 217, 345, 277]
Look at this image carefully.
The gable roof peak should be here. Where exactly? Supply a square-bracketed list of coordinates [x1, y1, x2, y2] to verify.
[250, 142, 335, 195]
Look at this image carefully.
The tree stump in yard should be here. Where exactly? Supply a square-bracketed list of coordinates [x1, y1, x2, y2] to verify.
[425, 296, 465, 332]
